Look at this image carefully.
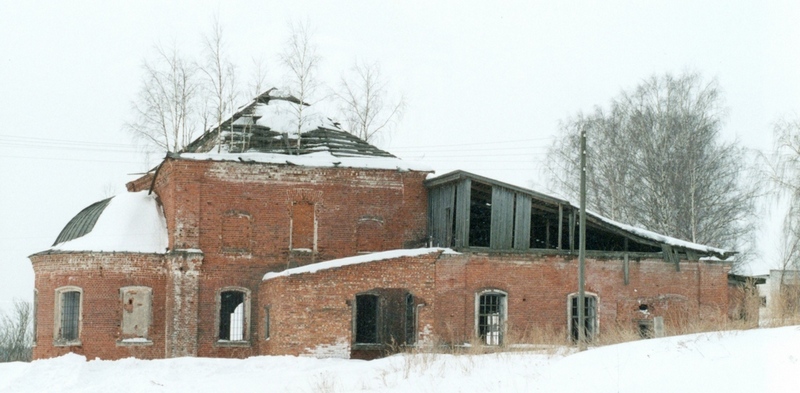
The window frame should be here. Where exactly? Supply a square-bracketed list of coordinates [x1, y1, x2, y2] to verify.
[474, 289, 508, 346]
[215, 286, 252, 346]
[54, 286, 83, 346]
[567, 292, 599, 342]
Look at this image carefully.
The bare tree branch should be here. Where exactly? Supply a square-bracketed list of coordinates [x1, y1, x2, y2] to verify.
[544, 72, 761, 270]
[336, 60, 405, 143]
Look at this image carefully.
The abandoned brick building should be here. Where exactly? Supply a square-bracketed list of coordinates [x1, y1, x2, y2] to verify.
[30, 90, 736, 360]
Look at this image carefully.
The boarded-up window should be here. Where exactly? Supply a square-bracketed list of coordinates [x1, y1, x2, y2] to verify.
[357, 218, 384, 252]
[291, 202, 315, 250]
[120, 286, 152, 339]
[222, 211, 252, 253]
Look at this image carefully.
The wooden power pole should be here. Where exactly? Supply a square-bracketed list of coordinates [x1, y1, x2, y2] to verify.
[578, 126, 587, 351]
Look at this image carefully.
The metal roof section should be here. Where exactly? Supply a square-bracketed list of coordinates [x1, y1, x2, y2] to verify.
[52, 197, 113, 246]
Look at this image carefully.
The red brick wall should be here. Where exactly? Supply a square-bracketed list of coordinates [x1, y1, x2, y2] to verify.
[434, 253, 731, 343]
[30, 252, 167, 360]
[258, 251, 442, 357]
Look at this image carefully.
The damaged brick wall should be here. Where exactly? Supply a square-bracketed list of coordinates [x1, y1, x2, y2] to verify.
[258, 251, 442, 358]
[30, 252, 167, 360]
[433, 253, 731, 344]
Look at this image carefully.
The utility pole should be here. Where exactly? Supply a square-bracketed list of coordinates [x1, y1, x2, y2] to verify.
[578, 126, 587, 351]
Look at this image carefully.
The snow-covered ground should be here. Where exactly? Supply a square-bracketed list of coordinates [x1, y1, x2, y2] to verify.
[2, 326, 798, 393]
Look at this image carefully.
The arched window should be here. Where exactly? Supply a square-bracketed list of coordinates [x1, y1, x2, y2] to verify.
[567, 292, 598, 342]
[475, 290, 507, 345]
[54, 286, 82, 345]
[217, 287, 251, 343]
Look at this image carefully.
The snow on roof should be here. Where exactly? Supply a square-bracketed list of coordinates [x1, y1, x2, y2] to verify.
[233, 93, 340, 135]
[179, 150, 431, 172]
[588, 210, 731, 257]
[263, 248, 454, 281]
[50, 191, 168, 253]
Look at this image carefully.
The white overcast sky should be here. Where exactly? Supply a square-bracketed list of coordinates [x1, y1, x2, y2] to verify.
[1, 1, 799, 310]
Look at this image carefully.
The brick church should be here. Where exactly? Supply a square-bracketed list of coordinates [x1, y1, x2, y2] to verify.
[30, 90, 735, 360]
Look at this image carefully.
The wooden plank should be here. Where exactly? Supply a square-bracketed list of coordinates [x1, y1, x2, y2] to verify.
[514, 193, 532, 250]
[455, 179, 471, 248]
[624, 252, 629, 285]
[557, 204, 563, 250]
[428, 184, 455, 247]
[569, 209, 575, 252]
[490, 186, 515, 249]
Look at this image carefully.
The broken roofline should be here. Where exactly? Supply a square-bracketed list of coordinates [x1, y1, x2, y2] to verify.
[425, 170, 736, 260]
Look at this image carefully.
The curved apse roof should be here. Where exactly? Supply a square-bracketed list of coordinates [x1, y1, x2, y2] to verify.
[50, 192, 168, 253]
[53, 197, 113, 246]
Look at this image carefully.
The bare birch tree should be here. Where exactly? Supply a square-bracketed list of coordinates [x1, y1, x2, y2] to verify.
[545, 72, 760, 267]
[126, 43, 200, 153]
[336, 60, 405, 143]
[201, 16, 238, 151]
[280, 19, 321, 140]
[766, 118, 800, 270]
[0, 299, 33, 362]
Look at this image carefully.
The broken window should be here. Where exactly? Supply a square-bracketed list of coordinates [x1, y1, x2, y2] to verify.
[355, 294, 379, 344]
[218, 288, 250, 342]
[291, 202, 315, 251]
[476, 290, 507, 345]
[54, 286, 82, 344]
[120, 286, 152, 340]
[568, 293, 598, 342]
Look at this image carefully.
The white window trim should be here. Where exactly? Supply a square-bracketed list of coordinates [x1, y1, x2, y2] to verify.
[474, 289, 508, 346]
[54, 286, 83, 347]
[215, 286, 252, 347]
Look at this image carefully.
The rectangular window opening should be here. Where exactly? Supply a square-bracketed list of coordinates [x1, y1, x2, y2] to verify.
[60, 291, 80, 341]
[478, 293, 505, 345]
[355, 294, 379, 344]
[220, 291, 245, 341]
[570, 295, 598, 342]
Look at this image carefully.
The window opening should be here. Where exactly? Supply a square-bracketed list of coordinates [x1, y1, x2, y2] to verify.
[355, 294, 379, 344]
[477, 292, 506, 345]
[405, 294, 415, 345]
[219, 291, 245, 341]
[569, 294, 598, 342]
[60, 291, 80, 341]
[468, 182, 492, 247]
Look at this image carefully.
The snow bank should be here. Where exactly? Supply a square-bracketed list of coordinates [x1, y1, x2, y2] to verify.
[179, 150, 431, 172]
[263, 248, 454, 280]
[2, 326, 799, 393]
[51, 191, 168, 253]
